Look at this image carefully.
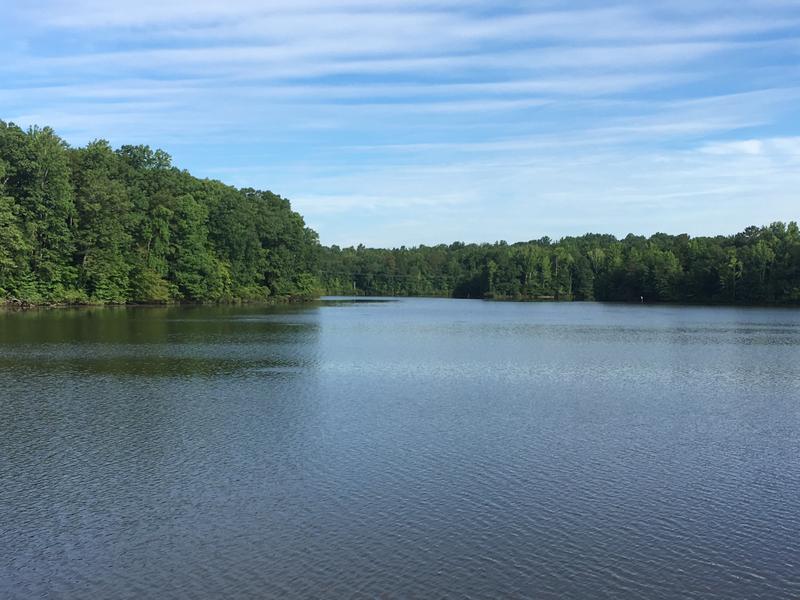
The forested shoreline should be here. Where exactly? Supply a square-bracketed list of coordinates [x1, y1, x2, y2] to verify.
[0, 121, 321, 305]
[320, 225, 800, 306]
[1, 122, 798, 307]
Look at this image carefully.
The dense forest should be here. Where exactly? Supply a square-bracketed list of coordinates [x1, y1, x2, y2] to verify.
[1, 122, 798, 306]
[320, 225, 800, 305]
[0, 121, 320, 304]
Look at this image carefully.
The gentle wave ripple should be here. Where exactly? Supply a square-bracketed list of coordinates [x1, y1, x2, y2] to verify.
[1, 301, 799, 599]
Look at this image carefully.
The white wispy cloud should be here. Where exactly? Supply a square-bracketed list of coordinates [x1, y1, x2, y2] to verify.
[700, 136, 800, 158]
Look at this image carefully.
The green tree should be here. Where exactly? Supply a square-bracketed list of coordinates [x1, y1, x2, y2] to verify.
[721, 249, 743, 302]
[71, 141, 134, 302]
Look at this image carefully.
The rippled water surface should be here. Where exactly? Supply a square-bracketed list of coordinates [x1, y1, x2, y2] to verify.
[2, 298, 800, 599]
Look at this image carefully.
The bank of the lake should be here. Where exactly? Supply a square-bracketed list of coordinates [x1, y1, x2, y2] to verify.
[0, 294, 319, 310]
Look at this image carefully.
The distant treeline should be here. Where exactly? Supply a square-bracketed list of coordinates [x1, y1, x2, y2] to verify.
[321, 225, 800, 305]
[0, 121, 320, 304]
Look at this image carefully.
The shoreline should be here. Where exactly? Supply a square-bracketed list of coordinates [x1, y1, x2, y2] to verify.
[7, 295, 797, 311]
[1, 296, 318, 310]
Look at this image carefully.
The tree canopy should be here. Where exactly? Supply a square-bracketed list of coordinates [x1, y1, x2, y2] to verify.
[320, 224, 800, 305]
[0, 121, 320, 304]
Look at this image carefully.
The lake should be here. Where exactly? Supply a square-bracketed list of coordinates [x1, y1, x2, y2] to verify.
[2, 298, 799, 599]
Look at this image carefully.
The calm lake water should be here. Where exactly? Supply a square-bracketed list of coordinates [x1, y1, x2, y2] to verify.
[2, 298, 799, 599]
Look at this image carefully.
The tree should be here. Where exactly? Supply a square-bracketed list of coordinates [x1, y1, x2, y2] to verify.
[0, 162, 30, 296]
[721, 249, 743, 303]
[71, 141, 134, 302]
[13, 126, 78, 299]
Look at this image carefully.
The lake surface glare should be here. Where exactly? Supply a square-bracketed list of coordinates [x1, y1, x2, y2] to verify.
[2, 298, 799, 599]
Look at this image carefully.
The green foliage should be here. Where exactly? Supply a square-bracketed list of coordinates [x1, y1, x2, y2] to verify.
[0, 121, 320, 304]
[0, 194, 30, 297]
[320, 225, 800, 306]
[2, 120, 796, 307]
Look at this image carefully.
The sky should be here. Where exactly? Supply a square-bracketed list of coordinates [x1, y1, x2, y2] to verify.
[1, 1, 799, 247]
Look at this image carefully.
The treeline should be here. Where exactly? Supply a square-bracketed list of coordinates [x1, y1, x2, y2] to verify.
[3, 122, 798, 307]
[321, 225, 800, 305]
[0, 122, 320, 304]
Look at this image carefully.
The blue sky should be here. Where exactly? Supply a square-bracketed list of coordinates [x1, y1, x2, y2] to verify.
[2, 1, 799, 247]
